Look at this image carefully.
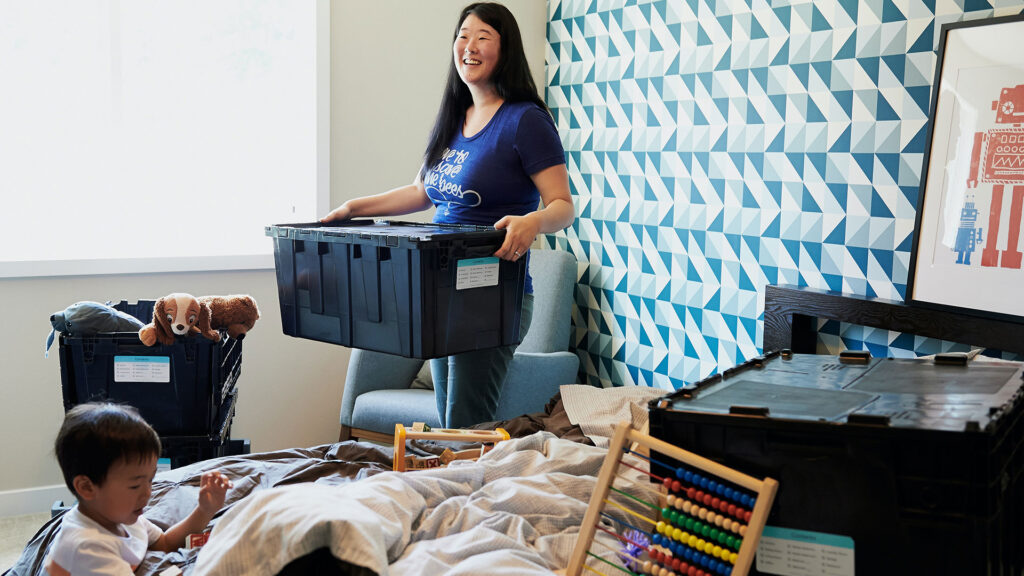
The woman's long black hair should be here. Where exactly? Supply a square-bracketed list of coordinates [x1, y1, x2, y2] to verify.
[420, 2, 550, 179]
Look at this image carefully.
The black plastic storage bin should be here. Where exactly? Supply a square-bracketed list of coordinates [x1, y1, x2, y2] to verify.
[266, 220, 527, 359]
[649, 353, 1024, 576]
[160, 390, 250, 468]
[58, 299, 243, 436]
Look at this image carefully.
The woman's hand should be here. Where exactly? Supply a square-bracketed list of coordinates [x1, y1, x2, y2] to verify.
[493, 164, 575, 261]
[494, 214, 540, 261]
[197, 470, 233, 516]
[320, 203, 352, 224]
[320, 180, 433, 224]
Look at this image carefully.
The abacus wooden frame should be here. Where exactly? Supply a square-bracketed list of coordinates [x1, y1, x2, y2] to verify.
[564, 421, 779, 576]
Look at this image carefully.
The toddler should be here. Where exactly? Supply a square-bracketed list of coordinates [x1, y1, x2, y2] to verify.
[45, 403, 232, 575]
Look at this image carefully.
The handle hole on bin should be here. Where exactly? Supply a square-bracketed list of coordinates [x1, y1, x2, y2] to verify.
[378, 247, 391, 261]
[353, 245, 362, 259]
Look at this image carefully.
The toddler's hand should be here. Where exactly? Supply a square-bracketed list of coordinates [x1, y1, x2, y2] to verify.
[198, 470, 233, 515]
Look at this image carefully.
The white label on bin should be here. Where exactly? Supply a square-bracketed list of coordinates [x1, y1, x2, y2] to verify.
[456, 257, 499, 290]
[756, 526, 854, 576]
[114, 356, 170, 383]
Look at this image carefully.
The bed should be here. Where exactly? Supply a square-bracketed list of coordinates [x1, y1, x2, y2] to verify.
[4, 388, 661, 576]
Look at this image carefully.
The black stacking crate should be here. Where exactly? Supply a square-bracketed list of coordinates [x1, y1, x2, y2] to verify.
[266, 220, 527, 359]
[160, 390, 249, 468]
[649, 352, 1024, 576]
[58, 299, 243, 436]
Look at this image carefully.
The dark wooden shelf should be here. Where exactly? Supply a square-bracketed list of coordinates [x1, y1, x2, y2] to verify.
[763, 285, 1024, 356]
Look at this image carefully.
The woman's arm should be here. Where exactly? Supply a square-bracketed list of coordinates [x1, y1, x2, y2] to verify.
[321, 176, 432, 223]
[493, 163, 574, 261]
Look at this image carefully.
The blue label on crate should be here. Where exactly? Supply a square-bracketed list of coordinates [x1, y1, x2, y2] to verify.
[157, 458, 172, 473]
[114, 356, 170, 383]
[757, 526, 854, 576]
[456, 257, 499, 290]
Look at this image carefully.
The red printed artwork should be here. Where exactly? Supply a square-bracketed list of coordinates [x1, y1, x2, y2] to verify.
[965, 84, 1024, 270]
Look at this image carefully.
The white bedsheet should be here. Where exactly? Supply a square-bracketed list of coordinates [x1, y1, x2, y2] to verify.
[194, 432, 650, 576]
[560, 384, 665, 445]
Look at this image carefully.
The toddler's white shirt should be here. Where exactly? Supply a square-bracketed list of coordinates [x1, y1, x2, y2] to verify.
[45, 505, 162, 576]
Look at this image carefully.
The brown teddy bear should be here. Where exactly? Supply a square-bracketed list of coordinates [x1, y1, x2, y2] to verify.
[139, 293, 260, 346]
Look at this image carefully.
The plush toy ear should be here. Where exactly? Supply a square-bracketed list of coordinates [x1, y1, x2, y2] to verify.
[153, 297, 175, 346]
[186, 295, 202, 335]
[197, 300, 220, 342]
[140, 298, 165, 346]
[138, 324, 157, 346]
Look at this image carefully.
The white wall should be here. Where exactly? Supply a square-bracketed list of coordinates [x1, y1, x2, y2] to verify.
[0, 0, 548, 514]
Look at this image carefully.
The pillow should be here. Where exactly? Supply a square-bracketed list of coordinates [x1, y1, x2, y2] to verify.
[409, 362, 433, 390]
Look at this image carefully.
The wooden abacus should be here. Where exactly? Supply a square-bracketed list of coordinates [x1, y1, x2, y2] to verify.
[563, 421, 778, 576]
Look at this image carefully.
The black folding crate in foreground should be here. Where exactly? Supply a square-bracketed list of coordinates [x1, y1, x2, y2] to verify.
[649, 352, 1024, 576]
[58, 299, 242, 436]
[266, 220, 527, 359]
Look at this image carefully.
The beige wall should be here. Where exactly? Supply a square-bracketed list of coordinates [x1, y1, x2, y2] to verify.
[0, 0, 547, 513]
[0, 271, 351, 513]
[331, 0, 549, 208]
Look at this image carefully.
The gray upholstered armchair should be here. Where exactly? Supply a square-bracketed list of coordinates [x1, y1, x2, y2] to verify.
[338, 249, 578, 441]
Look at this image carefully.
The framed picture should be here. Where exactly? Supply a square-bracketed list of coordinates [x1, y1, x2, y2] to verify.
[908, 13, 1024, 324]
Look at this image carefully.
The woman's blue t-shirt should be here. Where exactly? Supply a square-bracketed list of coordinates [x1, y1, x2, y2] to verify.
[422, 101, 566, 293]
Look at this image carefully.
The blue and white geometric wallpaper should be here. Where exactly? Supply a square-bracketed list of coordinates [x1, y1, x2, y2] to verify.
[543, 0, 1024, 388]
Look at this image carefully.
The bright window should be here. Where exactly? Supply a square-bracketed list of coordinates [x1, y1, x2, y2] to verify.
[0, 1, 329, 277]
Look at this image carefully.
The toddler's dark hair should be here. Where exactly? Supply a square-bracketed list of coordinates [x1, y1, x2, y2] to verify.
[55, 403, 161, 496]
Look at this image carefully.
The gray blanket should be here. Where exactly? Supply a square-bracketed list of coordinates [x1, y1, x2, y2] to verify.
[6, 393, 598, 573]
[195, 433, 643, 576]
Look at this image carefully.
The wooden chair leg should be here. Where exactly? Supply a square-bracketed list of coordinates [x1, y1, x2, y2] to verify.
[338, 424, 352, 442]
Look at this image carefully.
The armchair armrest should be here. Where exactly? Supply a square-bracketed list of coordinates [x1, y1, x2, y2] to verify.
[339, 349, 424, 427]
[494, 351, 580, 421]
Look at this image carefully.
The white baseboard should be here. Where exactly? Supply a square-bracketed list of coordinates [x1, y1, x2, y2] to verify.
[0, 484, 75, 518]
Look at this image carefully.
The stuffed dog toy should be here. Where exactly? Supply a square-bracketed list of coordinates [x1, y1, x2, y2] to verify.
[139, 293, 260, 346]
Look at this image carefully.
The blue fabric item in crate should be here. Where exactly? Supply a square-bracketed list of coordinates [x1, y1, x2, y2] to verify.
[46, 301, 145, 356]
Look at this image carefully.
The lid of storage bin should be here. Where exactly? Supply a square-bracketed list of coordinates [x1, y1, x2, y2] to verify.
[680, 379, 877, 421]
[266, 220, 505, 246]
[660, 354, 1024, 433]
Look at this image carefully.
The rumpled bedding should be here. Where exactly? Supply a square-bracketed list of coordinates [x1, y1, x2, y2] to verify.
[193, 432, 633, 576]
[5, 394, 629, 576]
[4, 442, 396, 576]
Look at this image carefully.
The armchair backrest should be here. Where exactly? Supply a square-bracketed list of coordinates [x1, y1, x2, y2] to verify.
[519, 249, 576, 353]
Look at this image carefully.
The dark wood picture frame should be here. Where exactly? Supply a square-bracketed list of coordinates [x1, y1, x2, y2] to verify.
[907, 13, 1024, 325]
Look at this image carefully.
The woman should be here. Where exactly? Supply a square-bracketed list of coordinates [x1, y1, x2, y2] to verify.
[322, 2, 574, 428]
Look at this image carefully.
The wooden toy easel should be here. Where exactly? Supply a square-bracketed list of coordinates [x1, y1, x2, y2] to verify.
[562, 421, 778, 576]
[393, 424, 509, 472]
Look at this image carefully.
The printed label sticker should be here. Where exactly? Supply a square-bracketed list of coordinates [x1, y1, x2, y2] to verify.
[114, 356, 170, 383]
[756, 526, 854, 576]
[456, 256, 500, 290]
